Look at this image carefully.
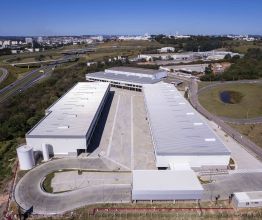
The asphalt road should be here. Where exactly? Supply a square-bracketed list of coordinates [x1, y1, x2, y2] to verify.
[0, 67, 8, 84]
[15, 158, 131, 215]
[189, 78, 262, 161]
[0, 55, 78, 103]
[0, 65, 54, 103]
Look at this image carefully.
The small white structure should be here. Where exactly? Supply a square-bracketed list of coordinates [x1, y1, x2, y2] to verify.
[233, 191, 262, 208]
[158, 47, 175, 53]
[17, 145, 35, 170]
[132, 170, 203, 201]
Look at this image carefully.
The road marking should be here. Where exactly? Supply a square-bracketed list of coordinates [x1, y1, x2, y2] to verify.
[103, 155, 130, 171]
[130, 95, 134, 170]
[107, 94, 120, 157]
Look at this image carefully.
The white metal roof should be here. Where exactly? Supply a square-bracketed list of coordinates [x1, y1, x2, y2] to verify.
[133, 170, 203, 191]
[26, 82, 109, 138]
[143, 83, 230, 156]
[234, 191, 262, 202]
[86, 71, 161, 85]
[106, 66, 163, 75]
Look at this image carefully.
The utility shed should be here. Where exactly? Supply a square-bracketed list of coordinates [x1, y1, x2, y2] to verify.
[132, 170, 203, 201]
[26, 82, 110, 156]
[233, 191, 262, 208]
[143, 83, 230, 168]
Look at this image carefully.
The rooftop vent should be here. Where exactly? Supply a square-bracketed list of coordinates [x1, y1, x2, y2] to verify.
[58, 125, 70, 129]
[205, 138, 216, 142]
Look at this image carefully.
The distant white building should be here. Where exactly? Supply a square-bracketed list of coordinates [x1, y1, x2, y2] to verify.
[25, 37, 33, 44]
[2, 40, 10, 47]
[157, 47, 175, 53]
[37, 37, 43, 43]
[90, 36, 103, 42]
[118, 34, 151, 41]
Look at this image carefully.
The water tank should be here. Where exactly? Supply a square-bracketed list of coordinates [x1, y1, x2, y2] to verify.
[42, 143, 50, 161]
[17, 145, 35, 170]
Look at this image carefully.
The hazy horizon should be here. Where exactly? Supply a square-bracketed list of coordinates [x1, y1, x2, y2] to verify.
[0, 0, 262, 36]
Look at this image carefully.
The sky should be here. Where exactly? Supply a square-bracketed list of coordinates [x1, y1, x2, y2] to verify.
[0, 0, 262, 36]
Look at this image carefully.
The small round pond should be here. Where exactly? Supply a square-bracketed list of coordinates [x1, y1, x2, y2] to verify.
[220, 90, 243, 104]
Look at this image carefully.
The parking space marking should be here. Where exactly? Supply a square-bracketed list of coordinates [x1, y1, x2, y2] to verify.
[131, 95, 134, 170]
[107, 94, 120, 157]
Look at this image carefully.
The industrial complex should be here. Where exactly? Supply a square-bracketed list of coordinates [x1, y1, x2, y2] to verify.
[14, 66, 262, 215]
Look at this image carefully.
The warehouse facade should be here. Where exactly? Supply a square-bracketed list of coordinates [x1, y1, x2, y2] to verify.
[86, 67, 166, 91]
[26, 82, 110, 156]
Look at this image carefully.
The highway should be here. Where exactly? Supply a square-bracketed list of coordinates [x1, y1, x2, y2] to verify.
[15, 158, 131, 215]
[0, 67, 8, 84]
[0, 65, 54, 103]
[188, 78, 262, 161]
[0, 55, 78, 103]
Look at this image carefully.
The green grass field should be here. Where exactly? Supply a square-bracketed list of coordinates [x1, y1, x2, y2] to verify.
[229, 123, 262, 148]
[198, 83, 262, 118]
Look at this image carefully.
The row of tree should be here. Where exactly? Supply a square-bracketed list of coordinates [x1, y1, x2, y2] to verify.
[0, 59, 126, 187]
[154, 35, 231, 52]
[201, 48, 262, 81]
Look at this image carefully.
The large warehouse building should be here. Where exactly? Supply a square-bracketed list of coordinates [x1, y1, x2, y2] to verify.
[143, 83, 231, 169]
[86, 67, 167, 91]
[26, 82, 110, 156]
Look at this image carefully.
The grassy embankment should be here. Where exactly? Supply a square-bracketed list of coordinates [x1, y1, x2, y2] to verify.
[198, 83, 262, 147]
[198, 83, 262, 119]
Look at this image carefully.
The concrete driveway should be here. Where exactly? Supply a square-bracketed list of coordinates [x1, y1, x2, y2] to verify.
[15, 158, 131, 215]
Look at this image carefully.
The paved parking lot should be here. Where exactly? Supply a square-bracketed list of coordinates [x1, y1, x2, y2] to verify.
[88, 88, 155, 170]
[52, 171, 131, 193]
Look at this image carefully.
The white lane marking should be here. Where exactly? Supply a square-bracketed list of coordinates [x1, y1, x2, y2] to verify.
[107, 94, 120, 157]
[130, 95, 134, 170]
[103, 155, 130, 171]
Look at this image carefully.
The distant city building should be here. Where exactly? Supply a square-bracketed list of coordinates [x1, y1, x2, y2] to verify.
[25, 37, 33, 44]
[118, 34, 151, 41]
[90, 36, 103, 41]
[37, 37, 43, 43]
[157, 47, 175, 53]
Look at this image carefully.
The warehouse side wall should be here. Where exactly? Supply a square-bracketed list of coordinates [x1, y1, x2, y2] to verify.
[132, 190, 203, 201]
[26, 137, 86, 156]
[156, 154, 230, 168]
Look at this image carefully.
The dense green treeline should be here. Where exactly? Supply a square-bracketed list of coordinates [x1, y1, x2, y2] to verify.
[154, 35, 230, 52]
[201, 48, 262, 81]
[0, 60, 124, 190]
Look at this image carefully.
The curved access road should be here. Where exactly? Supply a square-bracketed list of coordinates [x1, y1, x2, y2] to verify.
[15, 157, 131, 215]
[189, 78, 262, 161]
[0, 67, 8, 84]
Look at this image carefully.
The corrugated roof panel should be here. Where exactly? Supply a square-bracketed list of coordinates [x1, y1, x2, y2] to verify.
[143, 83, 230, 156]
[26, 82, 109, 138]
